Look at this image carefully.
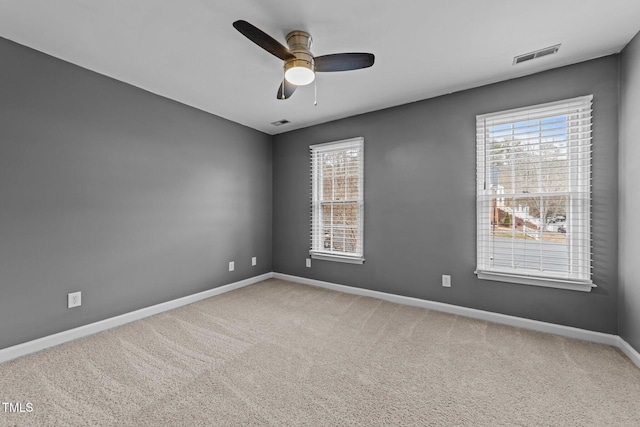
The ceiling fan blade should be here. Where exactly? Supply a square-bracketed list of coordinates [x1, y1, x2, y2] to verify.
[233, 20, 295, 61]
[276, 79, 297, 100]
[314, 53, 375, 72]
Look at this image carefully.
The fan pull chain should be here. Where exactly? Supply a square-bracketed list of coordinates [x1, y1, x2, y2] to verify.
[314, 77, 317, 106]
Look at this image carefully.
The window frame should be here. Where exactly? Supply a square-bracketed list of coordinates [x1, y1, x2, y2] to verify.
[310, 137, 365, 264]
[475, 96, 595, 292]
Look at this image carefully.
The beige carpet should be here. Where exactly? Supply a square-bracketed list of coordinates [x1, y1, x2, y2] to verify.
[1, 278, 639, 426]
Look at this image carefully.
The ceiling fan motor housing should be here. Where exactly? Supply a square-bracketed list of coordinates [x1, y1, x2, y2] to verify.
[284, 30, 315, 75]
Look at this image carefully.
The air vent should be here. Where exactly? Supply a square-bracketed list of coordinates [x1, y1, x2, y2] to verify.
[513, 44, 560, 65]
[270, 119, 290, 126]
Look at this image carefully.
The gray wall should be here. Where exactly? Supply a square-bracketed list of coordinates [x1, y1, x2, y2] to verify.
[620, 32, 640, 352]
[273, 56, 619, 334]
[0, 38, 272, 350]
[0, 33, 628, 351]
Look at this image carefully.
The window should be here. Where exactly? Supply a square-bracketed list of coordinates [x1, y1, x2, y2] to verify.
[310, 137, 364, 264]
[476, 95, 594, 292]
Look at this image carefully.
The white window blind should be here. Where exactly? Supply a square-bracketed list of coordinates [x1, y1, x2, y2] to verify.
[310, 137, 364, 264]
[476, 95, 594, 292]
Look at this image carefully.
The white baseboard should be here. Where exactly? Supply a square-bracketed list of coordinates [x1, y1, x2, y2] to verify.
[617, 336, 640, 368]
[3, 271, 639, 371]
[273, 273, 627, 351]
[0, 273, 273, 365]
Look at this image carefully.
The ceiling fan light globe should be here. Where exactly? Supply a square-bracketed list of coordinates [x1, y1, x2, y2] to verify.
[285, 66, 315, 86]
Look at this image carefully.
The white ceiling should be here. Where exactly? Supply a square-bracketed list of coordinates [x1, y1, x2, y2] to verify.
[1, 0, 639, 135]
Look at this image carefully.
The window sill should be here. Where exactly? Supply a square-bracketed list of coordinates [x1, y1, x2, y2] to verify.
[310, 251, 365, 265]
[475, 270, 595, 292]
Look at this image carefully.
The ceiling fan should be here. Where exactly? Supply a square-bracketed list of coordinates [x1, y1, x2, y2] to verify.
[233, 20, 375, 100]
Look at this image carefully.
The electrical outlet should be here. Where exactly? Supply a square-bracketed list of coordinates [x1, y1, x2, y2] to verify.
[229, 261, 235, 272]
[252, 257, 257, 266]
[68, 291, 82, 308]
[306, 258, 311, 268]
[442, 275, 451, 288]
